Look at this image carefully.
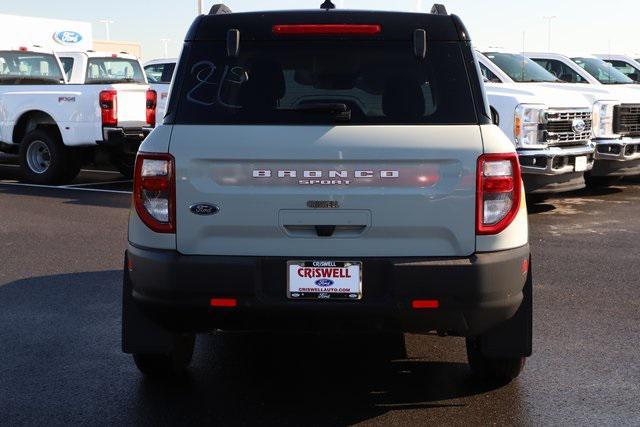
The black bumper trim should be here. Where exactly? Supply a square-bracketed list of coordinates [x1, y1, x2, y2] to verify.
[126, 244, 530, 336]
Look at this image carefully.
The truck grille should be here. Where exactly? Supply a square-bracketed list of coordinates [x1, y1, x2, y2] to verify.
[614, 104, 640, 137]
[544, 110, 592, 146]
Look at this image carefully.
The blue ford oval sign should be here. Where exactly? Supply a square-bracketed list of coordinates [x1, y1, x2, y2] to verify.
[190, 203, 219, 216]
[53, 31, 83, 45]
[315, 279, 335, 287]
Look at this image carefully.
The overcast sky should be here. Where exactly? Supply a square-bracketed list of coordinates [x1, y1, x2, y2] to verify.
[3, 0, 639, 60]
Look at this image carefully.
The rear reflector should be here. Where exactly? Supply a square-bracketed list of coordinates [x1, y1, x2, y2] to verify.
[272, 24, 382, 36]
[412, 300, 440, 309]
[210, 298, 238, 308]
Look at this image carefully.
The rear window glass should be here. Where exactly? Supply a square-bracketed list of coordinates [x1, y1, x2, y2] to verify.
[145, 63, 176, 83]
[174, 41, 478, 125]
[86, 57, 145, 84]
[59, 57, 74, 81]
[0, 51, 64, 85]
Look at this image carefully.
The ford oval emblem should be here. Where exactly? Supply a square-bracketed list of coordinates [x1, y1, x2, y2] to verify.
[190, 203, 219, 216]
[53, 31, 83, 45]
[315, 279, 335, 287]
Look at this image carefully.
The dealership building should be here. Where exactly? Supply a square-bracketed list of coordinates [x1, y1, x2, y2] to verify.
[0, 14, 142, 57]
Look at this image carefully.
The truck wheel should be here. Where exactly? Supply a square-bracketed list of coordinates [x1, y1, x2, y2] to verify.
[19, 129, 80, 185]
[132, 334, 196, 378]
[466, 337, 526, 384]
[115, 156, 135, 179]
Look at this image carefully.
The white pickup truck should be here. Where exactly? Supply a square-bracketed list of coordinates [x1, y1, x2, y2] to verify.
[475, 51, 594, 194]
[0, 47, 155, 183]
[594, 54, 640, 83]
[526, 52, 640, 180]
[144, 58, 176, 121]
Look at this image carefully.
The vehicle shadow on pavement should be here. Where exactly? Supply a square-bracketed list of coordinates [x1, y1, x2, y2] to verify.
[0, 271, 507, 425]
[0, 184, 131, 209]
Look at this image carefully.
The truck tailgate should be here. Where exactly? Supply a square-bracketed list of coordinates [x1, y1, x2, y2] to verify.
[111, 84, 148, 127]
[171, 125, 482, 258]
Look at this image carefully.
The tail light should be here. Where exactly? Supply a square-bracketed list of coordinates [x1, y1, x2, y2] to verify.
[134, 153, 175, 233]
[476, 153, 522, 235]
[272, 24, 382, 36]
[100, 90, 118, 127]
[146, 89, 157, 127]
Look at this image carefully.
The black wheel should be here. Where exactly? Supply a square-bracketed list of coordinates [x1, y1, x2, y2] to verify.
[114, 154, 135, 179]
[133, 334, 196, 378]
[19, 129, 80, 185]
[466, 336, 526, 384]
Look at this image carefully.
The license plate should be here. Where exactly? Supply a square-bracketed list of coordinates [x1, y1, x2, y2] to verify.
[575, 156, 588, 172]
[287, 261, 362, 300]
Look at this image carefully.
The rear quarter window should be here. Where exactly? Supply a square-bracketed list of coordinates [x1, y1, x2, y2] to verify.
[172, 41, 478, 125]
[0, 51, 64, 85]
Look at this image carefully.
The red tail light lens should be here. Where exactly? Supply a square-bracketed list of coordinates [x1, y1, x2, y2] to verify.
[210, 298, 238, 308]
[476, 153, 522, 235]
[146, 89, 157, 127]
[99, 90, 118, 127]
[134, 153, 175, 233]
[272, 24, 382, 36]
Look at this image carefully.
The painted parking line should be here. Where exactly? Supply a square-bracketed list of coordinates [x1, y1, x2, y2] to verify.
[64, 180, 132, 188]
[0, 181, 132, 195]
[0, 164, 121, 175]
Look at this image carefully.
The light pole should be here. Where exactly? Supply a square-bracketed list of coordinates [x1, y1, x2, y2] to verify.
[99, 19, 114, 41]
[543, 16, 557, 51]
[160, 39, 171, 58]
[197, 0, 204, 15]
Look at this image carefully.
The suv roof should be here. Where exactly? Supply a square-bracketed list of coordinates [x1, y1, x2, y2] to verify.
[186, 8, 470, 43]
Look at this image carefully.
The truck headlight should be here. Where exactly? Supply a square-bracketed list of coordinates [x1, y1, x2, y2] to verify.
[592, 100, 620, 139]
[514, 104, 547, 147]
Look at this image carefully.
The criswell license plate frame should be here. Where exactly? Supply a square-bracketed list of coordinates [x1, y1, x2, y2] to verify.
[287, 261, 363, 301]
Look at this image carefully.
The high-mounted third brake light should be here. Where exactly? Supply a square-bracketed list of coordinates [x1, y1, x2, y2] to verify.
[272, 24, 382, 36]
[476, 153, 522, 235]
[134, 153, 175, 234]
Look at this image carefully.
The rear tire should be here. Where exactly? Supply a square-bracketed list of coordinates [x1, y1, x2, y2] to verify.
[19, 129, 80, 185]
[132, 334, 196, 378]
[113, 154, 135, 179]
[466, 337, 526, 384]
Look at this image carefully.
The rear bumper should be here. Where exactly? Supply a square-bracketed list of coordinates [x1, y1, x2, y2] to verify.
[518, 145, 594, 194]
[592, 138, 640, 177]
[126, 244, 530, 336]
[99, 127, 152, 147]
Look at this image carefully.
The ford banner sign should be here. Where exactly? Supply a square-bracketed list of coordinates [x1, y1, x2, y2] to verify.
[53, 31, 83, 45]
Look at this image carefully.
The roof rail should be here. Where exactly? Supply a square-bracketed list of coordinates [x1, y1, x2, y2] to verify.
[209, 4, 232, 15]
[430, 4, 448, 15]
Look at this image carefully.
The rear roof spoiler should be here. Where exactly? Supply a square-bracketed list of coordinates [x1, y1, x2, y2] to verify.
[430, 4, 448, 15]
[209, 4, 232, 15]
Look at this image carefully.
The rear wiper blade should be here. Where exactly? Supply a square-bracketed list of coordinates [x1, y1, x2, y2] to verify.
[293, 103, 352, 121]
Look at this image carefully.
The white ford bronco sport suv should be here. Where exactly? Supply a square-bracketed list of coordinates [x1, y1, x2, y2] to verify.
[123, 3, 533, 384]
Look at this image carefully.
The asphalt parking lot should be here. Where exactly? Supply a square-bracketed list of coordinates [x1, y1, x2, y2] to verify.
[1, 166, 639, 425]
